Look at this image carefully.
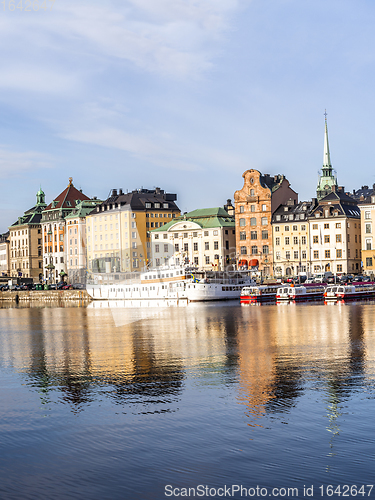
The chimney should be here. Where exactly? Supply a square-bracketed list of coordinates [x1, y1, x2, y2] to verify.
[119, 188, 123, 195]
[155, 187, 160, 194]
[331, 185, 337, 192]
[112, 189, 118, 197]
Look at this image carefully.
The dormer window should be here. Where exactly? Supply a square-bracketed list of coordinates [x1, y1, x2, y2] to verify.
[66, 201, 72, 207]
[145, 203, 151, 208]
[284, 207, 288, 212]
[154, 203, 160, 208]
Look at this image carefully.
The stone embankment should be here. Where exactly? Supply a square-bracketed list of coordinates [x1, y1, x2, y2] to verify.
[0, 290, 92, 303]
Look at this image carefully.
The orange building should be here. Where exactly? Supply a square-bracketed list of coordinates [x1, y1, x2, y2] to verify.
[234, 170, 298, 277]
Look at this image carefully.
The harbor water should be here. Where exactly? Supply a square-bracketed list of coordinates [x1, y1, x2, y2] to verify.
[0, 300, 375, 499]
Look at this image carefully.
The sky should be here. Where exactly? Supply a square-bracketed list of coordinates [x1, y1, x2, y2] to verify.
[1, 0, 375, 232]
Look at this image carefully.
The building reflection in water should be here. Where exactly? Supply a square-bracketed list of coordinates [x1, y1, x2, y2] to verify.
[0, 301, 374, 431]
[237, 302, 372, 445]
[0, 302, 243, 414]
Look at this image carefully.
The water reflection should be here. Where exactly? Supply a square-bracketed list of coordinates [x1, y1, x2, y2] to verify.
[0, 301, 374, 422]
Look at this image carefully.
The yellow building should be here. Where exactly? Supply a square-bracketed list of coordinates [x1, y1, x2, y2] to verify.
[86, 188, 180, 278]
[272, 200, 315, 277]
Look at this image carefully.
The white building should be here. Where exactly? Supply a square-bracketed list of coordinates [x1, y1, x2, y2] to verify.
[150, 207, 236, 271]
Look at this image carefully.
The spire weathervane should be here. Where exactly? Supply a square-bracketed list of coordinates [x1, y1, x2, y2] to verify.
[324, 109, 327, 120]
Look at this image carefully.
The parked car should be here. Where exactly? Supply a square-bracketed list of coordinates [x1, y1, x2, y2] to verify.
[57, 282, 65, 290]
[353, 275, 365, 282]
[62, 284, 73, 290]
[339, 275, 353, 283]
[49, 284, 57, 290]
[72, 283, 85, 289]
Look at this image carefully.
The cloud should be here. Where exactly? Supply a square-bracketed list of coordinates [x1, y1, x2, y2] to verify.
[0, 146, 53, 177]
[0, 0, 242, 82]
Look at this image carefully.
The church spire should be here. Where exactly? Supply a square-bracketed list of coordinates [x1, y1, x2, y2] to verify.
[323, 109, 331, 168]
[316, 110, 338, 201]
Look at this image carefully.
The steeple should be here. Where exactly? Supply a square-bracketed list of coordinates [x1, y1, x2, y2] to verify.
[36, 186, 46, 207]
[317, 111, 338, 200]
[323, 110, 331, 169]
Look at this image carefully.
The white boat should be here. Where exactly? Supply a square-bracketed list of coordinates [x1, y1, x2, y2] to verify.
[336, 284, 375, 301]
[276, 285, 325, 302]
[86, 266, 255, 302]
[240, 284, 285, 302]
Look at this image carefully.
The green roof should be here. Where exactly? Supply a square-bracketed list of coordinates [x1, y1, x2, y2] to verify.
[152, 207, 234, 232]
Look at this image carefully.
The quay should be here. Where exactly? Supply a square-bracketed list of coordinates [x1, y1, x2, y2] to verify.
[0, 290, 92, 303]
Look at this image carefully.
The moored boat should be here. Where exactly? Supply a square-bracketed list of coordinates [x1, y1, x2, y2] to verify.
[336, 284, 375, 301]
[240, 284, 284, 303]
[276, 284, 325, 302]
[323, 285, 341, 300]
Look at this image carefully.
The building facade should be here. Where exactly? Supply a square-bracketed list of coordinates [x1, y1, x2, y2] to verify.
[0, 232, 10, 277]
[359, 196, 375, 275]
[65, 199, 102, 284]
[9, 188, 46, 281]
[41, 178, 92, 282]
[150, 207, 236, 271]
[272, 199, 316, 277]
[86, 187, 180, 277]
[234, 169, 298, 277]
[308, 188, 361, 275]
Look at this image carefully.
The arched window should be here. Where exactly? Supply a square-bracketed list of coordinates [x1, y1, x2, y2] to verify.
[239, 218, 246, 227]
[250, 218, 256, 226]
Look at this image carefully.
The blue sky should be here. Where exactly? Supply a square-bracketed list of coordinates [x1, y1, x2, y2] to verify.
[1, 0, 375, 232]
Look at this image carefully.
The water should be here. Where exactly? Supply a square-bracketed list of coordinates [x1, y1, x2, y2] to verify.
[0, 300, 375, 499]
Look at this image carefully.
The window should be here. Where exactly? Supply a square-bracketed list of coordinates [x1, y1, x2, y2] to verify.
[313, 236, 319, 243]
[313, 224, 318, 230]
[250, 189, 255, 196]
[205, 256, 210, 264]
[250, 205, 256, 212]
[324, 223, 329, 229]
[276, 251, 281, 260]
[213, 230, 218, 236]
[239, 218, 246, 227]
[204, 231, 208, 236]
[174, 244, 179, 252]
[240, 206, 244, 213]
[262, 245, 269, 254]
[285, 226, 289, 231]
[240, 246, 247, 255]
[214, 241, 219, 250]
[132, 232, 137, 239]
[261, 217, 267, 225]
[145, 203, 151, 208]
[184, 243, 188, 252]
[365, 211, 371, 219]
[164, 244, 168, 252]
[183, 233, 188, 238]
[262, 204, 267, 211]
[294, 251, 298, 259]
[275, 237, 280, 245]
[262, 230, 268, 239]
[174, 233, 179, 238]
[302, 250, 306, 259]
[335, 234, 341, 243]
[301, 225, 306, 231]
[366, 223, 372, 234]
[205, 242, 209, 250]
[275, 226, 280, 231]
[194, 257, 199, 265]
[366, 238, 372, 250]
[292, 225, 297, 231]
[325, 250, 330, 258]
[324, 235, 330, 243]
[314, 250, 319, 259]
[336, 223, 341, 228]
[240, 232, 246, 240]
[250, 218, 256, 226]
[193, 242, 198, 251]
[301, 236, 306, 245]
[285, 251, 290, 259]
[337, 264, 343, 272]
[285, 237, 290, 245]
[366, 257, 373, 267]
[251, 231, 257, 240]
[293, 237, 298, 245]
[251, 246, 258, 255]
[336, 249, 342, 258]
[155, 244, 159, 253]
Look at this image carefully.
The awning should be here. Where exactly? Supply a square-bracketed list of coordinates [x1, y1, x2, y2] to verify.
[238, 259, 248, 267]
[249, 259, 259, 267]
